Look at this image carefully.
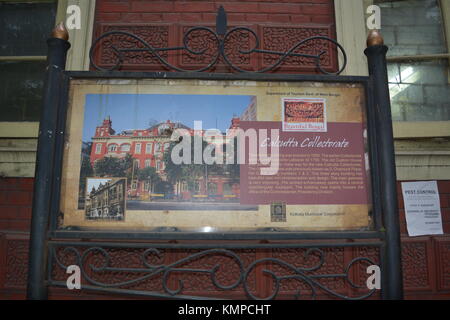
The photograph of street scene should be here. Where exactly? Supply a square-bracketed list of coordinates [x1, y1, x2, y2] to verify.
[78, 93, 258, 211]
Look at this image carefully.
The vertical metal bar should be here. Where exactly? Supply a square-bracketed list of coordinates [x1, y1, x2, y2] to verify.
[365, 78, 383, 230]
[379, 242, 389, 297]
[216, 6, 227, 36]
[49, 73, 70, 232]
[27, 24, 70, 300]
[364, 30, 403, 300]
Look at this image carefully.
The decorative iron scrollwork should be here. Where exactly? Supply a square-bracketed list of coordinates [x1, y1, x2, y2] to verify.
[50, 244, 377, 300]
[89, 6, 347, 74]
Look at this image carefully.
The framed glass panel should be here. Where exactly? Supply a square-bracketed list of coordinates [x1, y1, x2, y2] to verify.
[56, 73, 378, 238]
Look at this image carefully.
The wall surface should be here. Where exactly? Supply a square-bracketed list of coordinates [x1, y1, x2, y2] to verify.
[91, 0, 338, 74]
[1, 177, 449, 299]
[0, 0, 449, 300]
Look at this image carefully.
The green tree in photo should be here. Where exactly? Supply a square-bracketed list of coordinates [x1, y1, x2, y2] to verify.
[163, 141, 184, 187]
[94, 153, 134, 178]
[78, 142, 93, 209]
[163, 137, 236, 195]
[79, 155, 93, 199]
[223, 137, 240, 185]
[137, 166, 162, 194]
[122, 153, 134, 180]
[94, 156, 124, 177]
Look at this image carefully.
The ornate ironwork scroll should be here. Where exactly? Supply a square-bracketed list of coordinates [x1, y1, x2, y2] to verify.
[49, 243, 378, 300]
[89, 6, 347, 74]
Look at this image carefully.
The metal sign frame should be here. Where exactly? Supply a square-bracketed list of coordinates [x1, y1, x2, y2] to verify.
[50, 71, 380, 241]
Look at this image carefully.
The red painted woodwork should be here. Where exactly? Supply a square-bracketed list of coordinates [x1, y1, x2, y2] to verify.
[91, 0, 338, 73]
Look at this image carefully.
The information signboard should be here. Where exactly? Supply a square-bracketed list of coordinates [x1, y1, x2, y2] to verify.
[58, 75, 375, 233]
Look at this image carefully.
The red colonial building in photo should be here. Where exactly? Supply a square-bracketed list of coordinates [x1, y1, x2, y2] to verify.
[90, 116, 242, 201]
[90, 116, 175, 171]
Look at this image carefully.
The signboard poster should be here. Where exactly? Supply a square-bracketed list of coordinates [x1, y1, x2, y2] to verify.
[59, 79, 372, 232]
[401, 181, 443, 237]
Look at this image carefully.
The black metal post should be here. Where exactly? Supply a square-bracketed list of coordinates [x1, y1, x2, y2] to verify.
[364, 31, 403, 300]
[27, 24, 70, 300]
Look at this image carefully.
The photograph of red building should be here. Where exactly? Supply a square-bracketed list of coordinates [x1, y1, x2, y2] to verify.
[79, 93, 257, 211]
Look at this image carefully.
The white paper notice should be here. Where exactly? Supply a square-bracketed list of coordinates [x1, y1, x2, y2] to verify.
[401, 181, 443, 237]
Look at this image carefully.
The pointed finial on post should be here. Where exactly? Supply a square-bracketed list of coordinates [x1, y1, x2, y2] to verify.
[216, 6, 227, 36]
[367, 29, 384, 47]
[51, 22, 69, 41]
